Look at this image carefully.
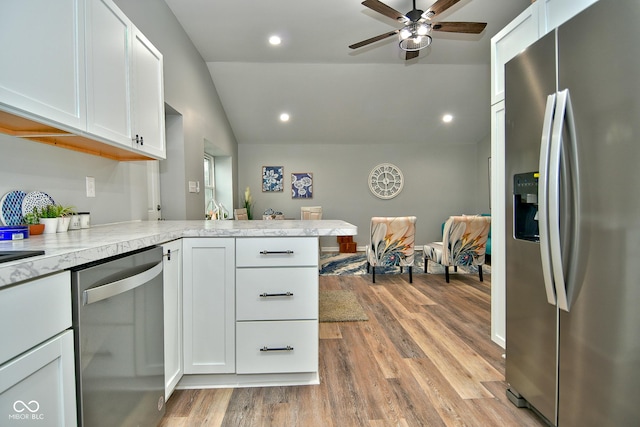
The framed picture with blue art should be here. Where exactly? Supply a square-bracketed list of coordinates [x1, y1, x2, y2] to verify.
[262, 166, 284, 192]
[291, 172, 313, 199]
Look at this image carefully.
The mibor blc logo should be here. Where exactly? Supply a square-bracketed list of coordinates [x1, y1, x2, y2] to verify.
[9, 400, 44, 421]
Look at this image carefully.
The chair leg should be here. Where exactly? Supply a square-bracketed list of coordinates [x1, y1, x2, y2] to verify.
[479, 265, 484, 282]
[409, 266, 413, 283]
[445, 266, 450, 283]
[424, 258, 428, 273]
[454, 266, 458, 272]
[372, 266, 376, 283]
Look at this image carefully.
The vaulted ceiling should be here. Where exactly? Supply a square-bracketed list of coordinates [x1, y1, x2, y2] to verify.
[164, 0, 530, 146]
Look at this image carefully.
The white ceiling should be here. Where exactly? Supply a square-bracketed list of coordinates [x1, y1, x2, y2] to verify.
[164, 0, 530, 146]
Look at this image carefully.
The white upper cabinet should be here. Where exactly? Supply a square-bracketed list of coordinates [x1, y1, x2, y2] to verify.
[85, 0, 165, 159]
[490, 4, 540, 105]
[131, 28, 166, 158]
[85, 0, 132, 146]
[0, 0, 165, 160]
[0, 0, 86, 130]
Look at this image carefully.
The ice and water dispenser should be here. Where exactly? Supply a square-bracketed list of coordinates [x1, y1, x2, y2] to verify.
[513, 172, 539, 242]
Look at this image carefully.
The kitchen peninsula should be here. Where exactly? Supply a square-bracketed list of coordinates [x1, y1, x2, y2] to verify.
[0, 219, 356, 288]
[0, 219, 356, 422]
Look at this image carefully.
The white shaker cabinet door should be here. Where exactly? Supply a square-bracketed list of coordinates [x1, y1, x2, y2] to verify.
[162, 239, 183, 399]
[182, 238, 235, 374]
[490, 4, 540, 105]
[0, 331, 77, 427]
[131, 28, 166, 159]
[85, 0, 132, 147]
[0, 0, 86, 130]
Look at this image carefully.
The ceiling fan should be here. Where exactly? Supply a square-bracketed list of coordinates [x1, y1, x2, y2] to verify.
[349, 0, 487, 60]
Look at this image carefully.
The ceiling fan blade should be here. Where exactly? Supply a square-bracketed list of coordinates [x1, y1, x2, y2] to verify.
[405, 50, 420, 60]
[361, 0, 406, 22]
[424, 0, 461, 18]
[349, 30, 399, 49]
[431, 21, 487, 34]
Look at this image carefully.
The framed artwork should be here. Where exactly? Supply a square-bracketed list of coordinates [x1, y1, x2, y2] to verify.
[262, 166, 284, 192]
[292, 172, 313, 199]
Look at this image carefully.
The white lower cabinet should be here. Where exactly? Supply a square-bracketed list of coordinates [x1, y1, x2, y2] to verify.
[162, 239, 182, 399]
[182, 238, 235, 374]
[179, 236, 320, 386]
[236, 237, 319, 376]
[0, 271, 76, 426]
[0, 331, 76, 426]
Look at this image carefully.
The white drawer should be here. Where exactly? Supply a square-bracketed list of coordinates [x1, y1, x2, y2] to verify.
[0, 272, 71, 365]
[236, 320, 318, 374]
[236, 237, 318, 267]
[236, 267, 318, 321]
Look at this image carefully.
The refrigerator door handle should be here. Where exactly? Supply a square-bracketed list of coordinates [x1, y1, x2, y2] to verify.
[538, 93, 557, 306]
[549, 89, 574, 312]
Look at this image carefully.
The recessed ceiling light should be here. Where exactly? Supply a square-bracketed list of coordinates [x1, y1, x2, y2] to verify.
[279, 113, 290, 122]
[269, 35, 281, 46]
[442, 114, 453, 123]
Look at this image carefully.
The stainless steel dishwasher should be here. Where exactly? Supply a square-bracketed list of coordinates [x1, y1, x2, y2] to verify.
[71, 246, 164, 427]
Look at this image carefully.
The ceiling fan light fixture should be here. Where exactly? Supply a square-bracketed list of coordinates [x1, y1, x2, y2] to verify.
[398, 23, 432, 51]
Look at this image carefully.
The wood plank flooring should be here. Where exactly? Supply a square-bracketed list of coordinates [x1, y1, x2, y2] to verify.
[159, 271, 546, 427]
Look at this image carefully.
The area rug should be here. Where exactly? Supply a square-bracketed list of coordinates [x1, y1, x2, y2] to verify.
[319, 251, 491, 276]
[319, 290, 368, 322]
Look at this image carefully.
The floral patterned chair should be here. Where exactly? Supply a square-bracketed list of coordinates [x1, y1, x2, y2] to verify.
[424, 215, 491, 283]
[366, 216, 416, 283]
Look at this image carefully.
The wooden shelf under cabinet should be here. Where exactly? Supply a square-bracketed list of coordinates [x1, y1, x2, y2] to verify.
[0, 110, 154, 161]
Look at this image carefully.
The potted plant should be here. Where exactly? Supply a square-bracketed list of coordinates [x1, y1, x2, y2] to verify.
[22, 208, 44, 236]
[56, 204, 76, 232]
[38, 204, 61, 234]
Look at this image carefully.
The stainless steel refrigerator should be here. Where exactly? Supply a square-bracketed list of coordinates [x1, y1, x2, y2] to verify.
[504, 0, 640, 426]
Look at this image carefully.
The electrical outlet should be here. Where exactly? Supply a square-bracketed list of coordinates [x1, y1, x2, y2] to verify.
[86, 176, 96, 198]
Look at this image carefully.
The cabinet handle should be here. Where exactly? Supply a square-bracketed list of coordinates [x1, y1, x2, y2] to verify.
[260, 346, 294, 352]
[163, 249, 171, 261]
[259, 292, 294, 298]
[259, 250, 294, 255]
[140, 135, 144, 146]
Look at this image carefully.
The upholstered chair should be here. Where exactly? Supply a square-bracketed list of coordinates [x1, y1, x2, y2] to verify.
[424, 215, 491, 283]
[234, 208, 248, 220]
[366, 216, 416, 283]
[301, 206, 323, 220]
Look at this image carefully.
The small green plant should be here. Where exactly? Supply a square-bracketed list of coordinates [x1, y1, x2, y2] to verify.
[38, 204, 62, 218]
[22, 207, 40, 225]
[57, 204, 76, 217]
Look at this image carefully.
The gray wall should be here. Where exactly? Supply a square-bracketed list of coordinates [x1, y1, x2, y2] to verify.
[114, 0, 238, 220]
[0, 135, 149, 225]
[239, 138, 491, 249]
[0, 0, 237, 225]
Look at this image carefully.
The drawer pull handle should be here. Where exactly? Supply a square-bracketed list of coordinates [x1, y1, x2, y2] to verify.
[259, 250, 294, 255]
[259, 292, 294, 298]
[260, 346, 294, 352]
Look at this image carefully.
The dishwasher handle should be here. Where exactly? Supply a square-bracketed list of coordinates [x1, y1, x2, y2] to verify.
[83, 261, 163, 305]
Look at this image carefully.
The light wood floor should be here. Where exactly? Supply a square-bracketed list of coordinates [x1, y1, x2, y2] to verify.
[159, 271, 546, 427]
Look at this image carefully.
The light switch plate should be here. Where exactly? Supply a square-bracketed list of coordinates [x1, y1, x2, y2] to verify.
[86, 176, 96, 198]
[188, 181, 197, 193]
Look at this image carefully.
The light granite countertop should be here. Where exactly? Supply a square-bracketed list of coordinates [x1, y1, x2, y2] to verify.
[0, 220, 357, 288]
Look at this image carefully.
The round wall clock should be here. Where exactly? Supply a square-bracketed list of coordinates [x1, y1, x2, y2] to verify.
[368, 163, 404, 199]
